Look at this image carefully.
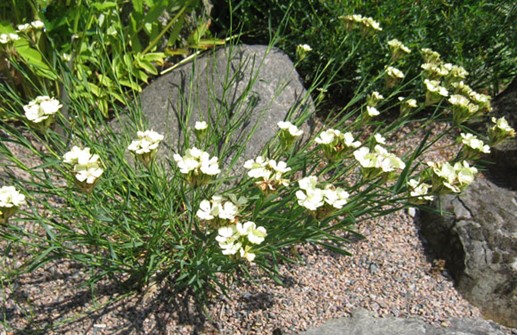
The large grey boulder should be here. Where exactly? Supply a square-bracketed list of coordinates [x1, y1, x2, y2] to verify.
[125, 45, 314, 177]
[419, 178, 517, 328]
[300, 309, 508, 335]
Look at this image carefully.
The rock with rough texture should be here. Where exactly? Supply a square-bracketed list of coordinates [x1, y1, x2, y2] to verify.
[299, 309, 508, 335]
[419, 177, 517, 328]
[129, 44, 314, 176]
[487, 76, 517, 190]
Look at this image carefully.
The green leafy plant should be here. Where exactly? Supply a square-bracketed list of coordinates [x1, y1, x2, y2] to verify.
[0, 0, 223, 117]
[214, 0, 516, 106]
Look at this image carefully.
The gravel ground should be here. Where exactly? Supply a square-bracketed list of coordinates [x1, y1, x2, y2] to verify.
[1, 122, 516, 335]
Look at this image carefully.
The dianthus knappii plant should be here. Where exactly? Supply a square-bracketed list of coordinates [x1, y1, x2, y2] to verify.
[1, 16, 515, 306]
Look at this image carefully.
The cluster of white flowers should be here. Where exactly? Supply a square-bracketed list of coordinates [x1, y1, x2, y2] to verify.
[296, 176, 349, 214]
[296, 44, 312, 61]
[459, 133, 490, 158]
[63, 146, 104, 189]
[421, 48, 441, 64]
[0, 186, 26, 222]
[365, 92, 384, 118]
[469, 91, 492, 112]
[278, 121, 303, 138]
[340, 14, 382, 33]
[385, 66, 405, 88]
[23, 96, 62, 124]
[128, 130, 164, 155]
[315, 129, 361, 160]
[419, 48, 491, 119]
[197, 195, 240, 222]
[386, 66, 405, 79]
[427, 161, 477, 194]
[488, 117, 516, 145]
[398, 97, 418, 116]
[244, 156, 291, 192]
[407, 179, 434, 203]
[0, 186, 26, 223]
[353, 145, 406, 178]
[424, 79, 449, 105]
[0, 33, 20, 44]
[128, 130, 164, 167]
[16, 20, 45, 33]
[448, 81, 491, 113]
[194, 121, 208, 131]
[277, 121, 303, 148]
[194, 121, 208, 140]
[173, 147, 220, 185]
[174, 147, 220, 175]
[373, 133, 386, 145]
[366, 106, 380, 117]
[388, 39, 411, 60]
[367, 91, 384, 107]
[0, 186, 26, 208]
[421, 62, 450, 78]
[216, 221, 267, 262]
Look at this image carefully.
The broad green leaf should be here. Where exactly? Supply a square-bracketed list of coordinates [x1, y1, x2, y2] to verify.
[143, 52, 165, 65]
[134, 56, 158, 75]
[132, 0, 144, 15]
[91, 2, 117, 11]
[119, 79, 142, 92]
[14, 39, 58, 80]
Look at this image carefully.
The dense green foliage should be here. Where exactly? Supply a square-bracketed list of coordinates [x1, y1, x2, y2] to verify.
[213, 0, 516, 106]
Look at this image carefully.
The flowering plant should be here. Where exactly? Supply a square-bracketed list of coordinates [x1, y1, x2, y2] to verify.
[0, 186, 26, 223]
[0, 13, 503, 322]
[127, 130, 164, 167]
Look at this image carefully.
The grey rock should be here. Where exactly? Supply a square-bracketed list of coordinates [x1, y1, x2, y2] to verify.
[419, 178, 517, 328]
[122, 44, 314, 178]
[299, 309, 507, 335]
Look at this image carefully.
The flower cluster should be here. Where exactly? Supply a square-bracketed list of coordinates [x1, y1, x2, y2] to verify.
[127, 130, 164, 167]
[197, 195, 242, 228]
[340, 14, 382, 34]
[398, 97, 418, 116]
[315, 129, 361, 161]
[63, 146, 104, 192]
[421, 48, 442, 64]
[424, 79, 448, 105]
[23, 96, 62, 128]
[173, 147, 220, 186]
[277, 121, 303, 148]
[458, 133, 490, 160]
[367, 91, 384, 107]
[0, 186, 26, 223]
[427, 161, 477, 194]
[448, 94, 479, 124]
[353, 145, 406, 180]
[488, 117, 515, 146]
[0, 33, 20, 44]
[419, 48, 491, 119]
[388, 39, 411, 61]
[244, 156, 291, 193]
[16, 20, 45, 33]
[385, 66, 405, 88]
[216, 221, 267, 262]
[296, 44, 312, 61]
[194, 121, 208, 141]
[296, 176, 349, 218]
[407, 179, 433, 204]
